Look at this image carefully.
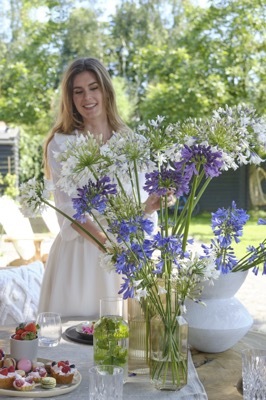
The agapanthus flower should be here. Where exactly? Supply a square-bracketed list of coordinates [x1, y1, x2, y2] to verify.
[56, 133, 111, 196]
[72, 176, 117, 222]
[143, 162, 192, 197]
[211, 201, 249, 246]
[201, 240, 238, 273]
[181, 144, 224, 178]
[145, 232, 187, 274]
[108, 216, 154, 243]
[19, 178, 51, 217]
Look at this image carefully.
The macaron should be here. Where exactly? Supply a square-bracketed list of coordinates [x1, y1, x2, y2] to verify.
[15, 369, 26, 377]
[17, 359, 32, 373]
[41, 377, 57, 389]
[3, 357, 16, 368]
[32, 361, 45, 369]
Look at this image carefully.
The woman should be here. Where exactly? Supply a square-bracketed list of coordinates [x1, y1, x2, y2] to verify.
[38, 58, 161, 317]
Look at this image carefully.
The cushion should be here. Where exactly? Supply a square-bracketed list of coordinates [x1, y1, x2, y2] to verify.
[0, 261, 44, 325]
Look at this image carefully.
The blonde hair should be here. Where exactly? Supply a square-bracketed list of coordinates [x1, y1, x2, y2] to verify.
[44, 57, 127, 177]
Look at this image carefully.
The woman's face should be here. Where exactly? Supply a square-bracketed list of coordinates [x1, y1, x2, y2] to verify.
[72, 71, 106, 126]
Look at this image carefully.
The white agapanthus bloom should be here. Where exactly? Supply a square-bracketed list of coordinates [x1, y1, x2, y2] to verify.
[19, 178, 51, 217]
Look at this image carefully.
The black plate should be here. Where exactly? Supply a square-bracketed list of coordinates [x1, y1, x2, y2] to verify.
[64, 325, 93, 345]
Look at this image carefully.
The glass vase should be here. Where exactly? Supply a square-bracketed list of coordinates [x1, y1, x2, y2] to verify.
[128, 298, 149, 374]
[93, 297, 129, 382]
[150, 310, 188, 391]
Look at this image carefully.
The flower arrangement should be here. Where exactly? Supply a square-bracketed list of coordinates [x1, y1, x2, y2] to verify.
[19, 104, 266, 389]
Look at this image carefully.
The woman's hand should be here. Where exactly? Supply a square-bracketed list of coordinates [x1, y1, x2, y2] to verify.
[144, 191, 176, 215]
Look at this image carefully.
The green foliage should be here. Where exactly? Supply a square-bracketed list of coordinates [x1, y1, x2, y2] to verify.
[0, 173, 19, 198]
[0, 0, 265, 180]
[19, 128, 44, 183]
[112, 77, 135, 125]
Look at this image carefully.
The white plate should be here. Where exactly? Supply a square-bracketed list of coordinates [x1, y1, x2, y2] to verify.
[0, 358, 82, 398]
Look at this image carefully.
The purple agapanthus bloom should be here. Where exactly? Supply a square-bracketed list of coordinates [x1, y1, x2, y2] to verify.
[202, 240, 238, 273]
[181, 144, 224, 178]
[72, 176, 117, 222]
[258, 218, 266, 225]
[247, 243, 266, 275]
[143, 162, 192, 197]
[211, 201, 249, 247]
[145, 232, 186, 274]
[118, 277, 135, 299]
[108, 216, 154, 243]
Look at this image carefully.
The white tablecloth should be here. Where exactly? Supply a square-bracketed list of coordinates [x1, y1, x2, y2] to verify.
[0, 319, 208, 399]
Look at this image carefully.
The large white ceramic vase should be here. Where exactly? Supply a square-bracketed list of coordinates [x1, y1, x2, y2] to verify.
[185, 270, 253, 353]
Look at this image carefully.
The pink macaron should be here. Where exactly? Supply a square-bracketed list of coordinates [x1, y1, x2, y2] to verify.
[17, 358, 32, 373]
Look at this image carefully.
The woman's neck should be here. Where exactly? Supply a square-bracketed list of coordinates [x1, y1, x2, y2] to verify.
[83, 120, 112, 143]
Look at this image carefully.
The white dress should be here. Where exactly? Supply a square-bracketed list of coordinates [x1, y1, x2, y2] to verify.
[38, 133, 122, 318]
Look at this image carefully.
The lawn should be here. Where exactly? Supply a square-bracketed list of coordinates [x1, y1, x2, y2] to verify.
[187, 210, 266, 260]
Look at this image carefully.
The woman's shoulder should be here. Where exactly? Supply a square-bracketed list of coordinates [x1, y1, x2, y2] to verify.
[49, 131, 77, 151]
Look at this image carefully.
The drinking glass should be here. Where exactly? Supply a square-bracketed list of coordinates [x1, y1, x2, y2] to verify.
[242, 348, 266, 400]
[88, 365, 124, 400]
[36, 312, 62, 347]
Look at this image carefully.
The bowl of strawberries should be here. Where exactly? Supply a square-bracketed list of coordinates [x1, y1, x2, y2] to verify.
[10, 321, 39, 363]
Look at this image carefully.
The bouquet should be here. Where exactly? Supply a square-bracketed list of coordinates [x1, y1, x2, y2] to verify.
[19, 104, 266, 389]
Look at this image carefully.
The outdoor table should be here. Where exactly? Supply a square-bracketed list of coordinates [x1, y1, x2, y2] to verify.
[0, 318, 265, 399]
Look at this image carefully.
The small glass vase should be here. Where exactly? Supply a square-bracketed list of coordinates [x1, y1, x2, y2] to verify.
[93, 297, 129, 382]
[150, 312, 188, 391]
[128, 298, 149, 375]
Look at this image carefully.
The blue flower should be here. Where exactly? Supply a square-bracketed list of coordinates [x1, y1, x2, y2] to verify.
[72, 176, 117, 221]
[181, 144, 224, 178]
[108, 216, 154, 243]
[118, 277, 135, 299]
[143, 162, 192, 197]
[211, 201, 249, 246]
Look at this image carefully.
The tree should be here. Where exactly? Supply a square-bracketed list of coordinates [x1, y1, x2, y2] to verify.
[136, 0, 266, 122]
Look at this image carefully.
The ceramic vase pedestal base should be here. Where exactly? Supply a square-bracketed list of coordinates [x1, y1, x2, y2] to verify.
[185, 297, 253, 353]
[185, 271, 253, 353]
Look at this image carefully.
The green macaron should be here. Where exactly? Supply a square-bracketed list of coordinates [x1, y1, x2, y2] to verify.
[40, 377, 57, 389]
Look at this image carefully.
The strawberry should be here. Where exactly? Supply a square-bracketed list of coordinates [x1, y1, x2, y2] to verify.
[0, 368, 8, 376]
[15, 328, 25, 336]
[21, 331, 37, 340]
[24, 322, 38, 333]
[62, 365, 71, 374]
[15, 323, 25, 332]
[8, 366, 15, 373]
[57, 361, 66, 368]
[13, 334, 22, 340]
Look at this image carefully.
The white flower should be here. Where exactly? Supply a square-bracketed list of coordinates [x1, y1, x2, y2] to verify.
[135, 287, 148, 300]
[19, 178, 50, 217]
[158, 285, 167, 295]
[98, 252, 116, 273]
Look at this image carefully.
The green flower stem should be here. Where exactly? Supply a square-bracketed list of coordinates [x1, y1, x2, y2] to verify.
[133, 159, 142, 206]
[181, 175, 198, 251]
[232, 238, 266, 272]
[42, 199, 106, 251]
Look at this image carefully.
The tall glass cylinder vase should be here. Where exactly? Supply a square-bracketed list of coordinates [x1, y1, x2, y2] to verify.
[93, 297, 129, 382]
[150, 314, 188, 390]
[128, 298, 149, 375]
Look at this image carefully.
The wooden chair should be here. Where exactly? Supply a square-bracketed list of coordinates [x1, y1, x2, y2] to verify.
[0, 196, 55, 266]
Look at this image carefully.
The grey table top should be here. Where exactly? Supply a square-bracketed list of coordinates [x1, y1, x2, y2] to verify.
[0, 318, 207, 399]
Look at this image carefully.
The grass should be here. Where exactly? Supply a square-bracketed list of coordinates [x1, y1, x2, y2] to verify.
[187, 209, 266, 260]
